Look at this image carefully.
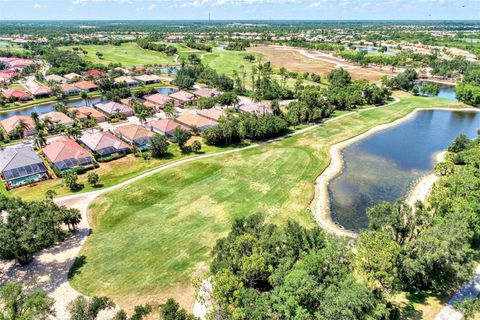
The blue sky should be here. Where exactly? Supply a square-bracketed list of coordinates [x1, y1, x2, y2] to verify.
[0, 0, 479, 20]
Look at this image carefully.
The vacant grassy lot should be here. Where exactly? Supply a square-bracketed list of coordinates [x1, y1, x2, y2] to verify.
[69, 93, 464, 312]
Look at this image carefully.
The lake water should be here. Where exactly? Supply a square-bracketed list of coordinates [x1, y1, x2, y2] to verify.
[329, 109, 480, 231]
[415, 81, 457, 101]
[0, 97, 102, 121]
[356, 46, 396, 55]
[156, 87, 177, 95]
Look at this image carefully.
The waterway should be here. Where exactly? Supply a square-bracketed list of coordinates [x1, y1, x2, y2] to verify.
[329, 109, 480, 230]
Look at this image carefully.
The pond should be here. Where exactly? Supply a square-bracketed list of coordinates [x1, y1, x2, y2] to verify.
[356, 46, 396, 55]
[156, 87, 177, 95]
[415, 81, 457, 101]
[159, 66, 181, 75]
[328, 109, 480, 231]
[0, 97, 103, 121]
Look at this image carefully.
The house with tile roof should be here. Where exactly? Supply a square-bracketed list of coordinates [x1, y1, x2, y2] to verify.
[145, 119, 189, 137]
[114, 76, 139, 88]
[94, 101, 134, 117]
[193, 87, 220, 98]
[1, 88, 32, 101]
[29, 86, 52, 99]
[0, 145, 49, 189]
[238, 103, 273, 116]
[134, 74, 161, 85]
[64, 73, 81, 81]
[69, 106, 106, 123]
[114, 124, 154, 150]
[39, 111, 75, 130]
[42, 136, 96, 172]
[44, 74, 66, 83]
[169, 90, 196, 106]
[59, 83, 80, 96]
[83, 69, 106, 78]
[79, 130, 130, 159]
[73, 80, 98, 92]
[197, 107, 227, 122]
[144, 93, 173, 108]
[0, 115, 36, 137]
[175, 112, 218, 132]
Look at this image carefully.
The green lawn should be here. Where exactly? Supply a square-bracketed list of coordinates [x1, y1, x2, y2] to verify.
[60, 42, 179, 67]
[68, 93, 465, 311]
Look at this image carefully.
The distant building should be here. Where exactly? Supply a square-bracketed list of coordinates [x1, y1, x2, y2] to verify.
[59, 83, 80, 96]
[44, 74, 66, 83]
[169, 90, 196, 105]
[197, 107, 227, 122]
[69, 106, 106, 123]
[1, 88, 32, 101]
[0, 145, 49, 189]
[83, 69, 106, 78]
[64, 73, 81, 81]
[238, 103, 273, 116]
[143, 93, 173, 108]
[193, 87, 220, 98]
[39, 111, 75, 129]
[114, 76, 139, 88]
[134, 74, 161, 85]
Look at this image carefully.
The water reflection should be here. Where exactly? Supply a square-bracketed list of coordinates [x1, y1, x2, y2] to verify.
[329, 109, 480, 230]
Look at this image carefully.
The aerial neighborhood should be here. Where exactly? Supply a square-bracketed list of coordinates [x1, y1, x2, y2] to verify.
[1, 17, 480, 320]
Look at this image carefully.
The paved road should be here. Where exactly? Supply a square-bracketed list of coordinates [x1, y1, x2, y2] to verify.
[435, 265, 480, 320]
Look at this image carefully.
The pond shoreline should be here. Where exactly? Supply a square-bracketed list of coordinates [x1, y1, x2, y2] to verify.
[311, 107, 478, 238]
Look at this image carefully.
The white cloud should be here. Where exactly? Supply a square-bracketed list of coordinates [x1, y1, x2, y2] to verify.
[33, 3, 41, 8]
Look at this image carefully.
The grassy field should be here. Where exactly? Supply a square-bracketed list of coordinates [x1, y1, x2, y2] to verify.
[60, 42, 180, 67]
[68, 92, 464, 312]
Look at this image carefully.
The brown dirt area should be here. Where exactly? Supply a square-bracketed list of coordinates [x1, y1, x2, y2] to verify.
[248, 45, 396, 82]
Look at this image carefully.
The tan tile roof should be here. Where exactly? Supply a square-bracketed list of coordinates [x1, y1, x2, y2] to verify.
[145, 119, 188, 134]
[169, 90, 195, 103]
[1, 88, 32, 99]
[73, 80, 98, 90]
[194, 88, 220, 98]
[144, 93, 172, 106]
[69, 106, 105, 121]
[29, 86, 52, 96]
[0, 115, 36, 133]
[197, 107, 227, 121]
[95, 101, 133, 115]
[115, 124, 154, 141]
[39, 111, 74, 125]
[42, 136, 92, 163]
[80, 130, 130, 152]
[175, 112, 217, 129]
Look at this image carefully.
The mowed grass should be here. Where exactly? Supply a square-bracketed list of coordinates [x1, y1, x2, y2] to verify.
[69, 92, 465, 311]
[60, 42, 179, 67]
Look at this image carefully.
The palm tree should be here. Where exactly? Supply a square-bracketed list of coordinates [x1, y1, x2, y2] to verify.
[14, 120, 28, 139]
[34, 130, 47, 149]
[0, 283, 54, 319]
[66, 126, 82, 140]
[80, 91, 89, 106]
[42, 116, 53, 131]
[163, 102, 175, 119]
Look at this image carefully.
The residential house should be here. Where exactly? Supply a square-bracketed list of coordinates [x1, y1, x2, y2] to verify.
[42, 136, 96, 172]
[7, 59, 34, 71]
[114, 76, 139, 88]
[0, 115, 36, 137]
[175, 112, 218, 132]
[64, 73, 81, 81]
[0, 145, 49, 189]
[134, 74, 161, 85]
[143, 93, 173, 109]
[145, 119, 188, 137]
[0, 70, 19, 84]
[238, 103, 273, 116]
[39, 111, 75, 129]
[59, 83, 80, 96]
[114, 124, 154, 150]
[69, 106, 106, 123]
[1, 88, 32, 101]
[83, 69, 106, 78]
[197, 107, 227, 122]
[44, 74, 66, 83]
[29, 86, 52, 99]
[73, 80, 98, 92]
[169, 90, 196, 106]
[79, 130, 130, 159]
[193, 87, 220, 98]
[94, 101, 134, 118]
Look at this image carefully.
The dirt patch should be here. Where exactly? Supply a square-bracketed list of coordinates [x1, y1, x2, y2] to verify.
[248, 45, 396, 82]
